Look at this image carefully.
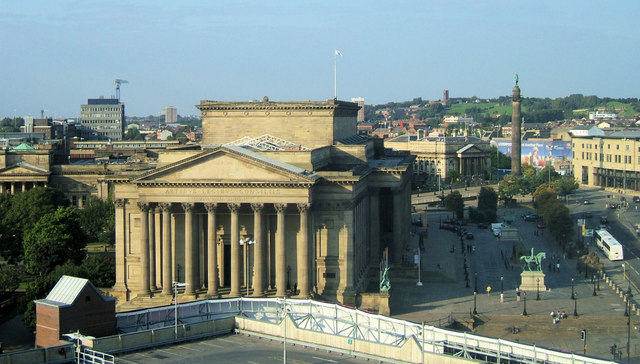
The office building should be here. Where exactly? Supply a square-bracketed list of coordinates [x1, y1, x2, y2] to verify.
[80, 97, 125, 141]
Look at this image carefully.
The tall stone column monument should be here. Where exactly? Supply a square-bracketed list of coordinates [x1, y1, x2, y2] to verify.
[511, 74, 522, 176]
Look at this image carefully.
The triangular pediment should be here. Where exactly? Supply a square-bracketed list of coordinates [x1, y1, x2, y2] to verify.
[0, 162, 50, 176]
[133, 146, 317, 184]
[456, 144, 484, 155]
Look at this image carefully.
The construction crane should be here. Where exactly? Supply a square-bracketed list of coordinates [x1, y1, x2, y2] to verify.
[114, 79, 129, 101]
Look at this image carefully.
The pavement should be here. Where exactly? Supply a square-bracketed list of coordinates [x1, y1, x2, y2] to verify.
[393, 187, 640, 362]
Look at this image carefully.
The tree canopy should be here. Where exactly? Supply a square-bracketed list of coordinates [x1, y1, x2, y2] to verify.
[0, 187, 69, 263]
[23, 206, 87, 277]
[444, 190, 465, 220]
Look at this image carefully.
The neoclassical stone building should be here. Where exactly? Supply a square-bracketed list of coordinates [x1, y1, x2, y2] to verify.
[385, 134, 491, 185]
[111, 99, 414, 306]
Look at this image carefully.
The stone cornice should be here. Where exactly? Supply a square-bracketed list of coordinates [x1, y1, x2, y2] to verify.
[134, 181, 315, 188]
[197, 99, 360, 112]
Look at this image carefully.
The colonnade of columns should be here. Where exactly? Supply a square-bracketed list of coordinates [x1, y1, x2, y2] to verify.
[0, 181, 48, 194]
[115, 200, 311, 299]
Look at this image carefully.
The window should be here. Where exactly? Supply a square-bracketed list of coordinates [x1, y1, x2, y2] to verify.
[617, 145, 620, 150]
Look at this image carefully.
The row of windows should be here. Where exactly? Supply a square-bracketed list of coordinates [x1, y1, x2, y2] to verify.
[576, 142, 636, 152]
[83, 107, 121, 112]
[82, 113, 123, 118]
[82, 119, 122, 124]
[578, 152, 640, 164]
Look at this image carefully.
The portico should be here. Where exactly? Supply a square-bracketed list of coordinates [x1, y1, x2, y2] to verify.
[111, 99, 414, 308]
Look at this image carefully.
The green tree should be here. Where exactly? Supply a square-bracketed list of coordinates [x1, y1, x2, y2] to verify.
[533, 184, 557, 213]
[444, 190, 465, 220]
[23, 207, 87, 277]
[124, 127, 144, 141]
[552, 175, 579, 202]
[546, 202, 574, 243]
[0, 187, 69, 263]
[447, 169, 460, 183]
[79, 196, 115, 245]
[519, 165, 542, 201]
[498, 174, 521, 202]
[477, 186, 498, 222]
[81, 255, 115, 287]
[0, 266, 22, 293]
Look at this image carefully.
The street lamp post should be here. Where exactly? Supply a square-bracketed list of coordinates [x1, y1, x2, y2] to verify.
[173, 281, 187, 340]
[571, 278, 575, 300]
[474, 273, 478, 293]
[473, 292, 477, 315]
[573, 293, 579, 317]
[500, 276, 504, 303]
[627, 287, 633, 363]
[240, 238, 256, 296]
[592, 274, 597, 296]
[522, 291, 528, 316]
[597, 271, 600, 291]
[536, 278, 540, 301]
[416, 249, 423, 287]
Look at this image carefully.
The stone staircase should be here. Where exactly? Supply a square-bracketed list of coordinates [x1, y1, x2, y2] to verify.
[470, 313, 631, 344]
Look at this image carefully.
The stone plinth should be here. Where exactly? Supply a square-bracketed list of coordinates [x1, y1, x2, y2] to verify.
[519, 271, 546, 292]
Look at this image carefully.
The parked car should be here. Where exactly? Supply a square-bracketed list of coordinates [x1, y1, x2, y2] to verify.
[633, 196, 640, 203]
[600, 216, 608, 224]
[608, 203, 619, 209]
[583, 199, 590, 205]
[465, 232, 474, 240]
[537, 222, 546, 229]
[477, 222, 488, 229]
[523, 213, 541, 222]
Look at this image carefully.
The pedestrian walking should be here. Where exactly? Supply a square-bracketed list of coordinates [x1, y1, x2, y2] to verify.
[556, 262, 560, 272]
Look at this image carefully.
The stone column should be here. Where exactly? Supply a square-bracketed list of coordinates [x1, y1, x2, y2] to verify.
[274, 203, 287, 297]
[160, 203, 173, 296]
[182, 202, 195, 295]
[297, 203, 310, 298]
[0, 183, 5, 194]
[251, 203, 265, 296]
[137, 202, 151, 296]
[229, 203, 241, 297]
[392, 187, 404, 265]
[113, 199, 128, 293]
[148, 206, 157, 290]
[369, 188, 381, 263]
[154, 210, 162, 289]
[10, 183, 15, 194]
[204, 203, 219, 297]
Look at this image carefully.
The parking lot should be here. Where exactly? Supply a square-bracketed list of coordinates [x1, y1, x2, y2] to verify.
[116, 333, 372, 364]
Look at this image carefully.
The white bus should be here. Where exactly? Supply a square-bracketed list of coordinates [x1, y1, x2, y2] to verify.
[594, 229, 624, 261]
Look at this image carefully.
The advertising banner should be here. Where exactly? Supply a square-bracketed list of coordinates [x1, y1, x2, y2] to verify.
[491, 140, 572, 173]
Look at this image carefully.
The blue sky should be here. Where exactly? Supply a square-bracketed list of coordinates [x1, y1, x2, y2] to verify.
[1, 1, 639, 118]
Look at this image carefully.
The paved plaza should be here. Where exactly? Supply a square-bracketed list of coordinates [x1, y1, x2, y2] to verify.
[394, 186, 640, 362]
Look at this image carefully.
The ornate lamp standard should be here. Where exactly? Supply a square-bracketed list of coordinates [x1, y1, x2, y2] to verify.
[571, 278, 575, 300]
[626, 287, 633, 362]
[522, 291, 528, 316]
[592, 274, 597, 296]
[573, 292, 579, 317]
[536, 278, 540, 300]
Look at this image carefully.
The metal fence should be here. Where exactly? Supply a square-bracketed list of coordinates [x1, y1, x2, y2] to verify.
[116, 298, 615, 364]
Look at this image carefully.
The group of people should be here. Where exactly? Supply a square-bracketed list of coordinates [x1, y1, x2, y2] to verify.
[550, 310, 568, 324]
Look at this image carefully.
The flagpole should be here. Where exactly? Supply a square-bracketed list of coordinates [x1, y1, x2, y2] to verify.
[334, 51, 337, 100]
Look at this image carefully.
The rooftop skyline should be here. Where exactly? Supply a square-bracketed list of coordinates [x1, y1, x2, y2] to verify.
[2, 0, 639, 118]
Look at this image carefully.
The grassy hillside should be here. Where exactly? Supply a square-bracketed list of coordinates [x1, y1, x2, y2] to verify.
[448, 103, 513, 115]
